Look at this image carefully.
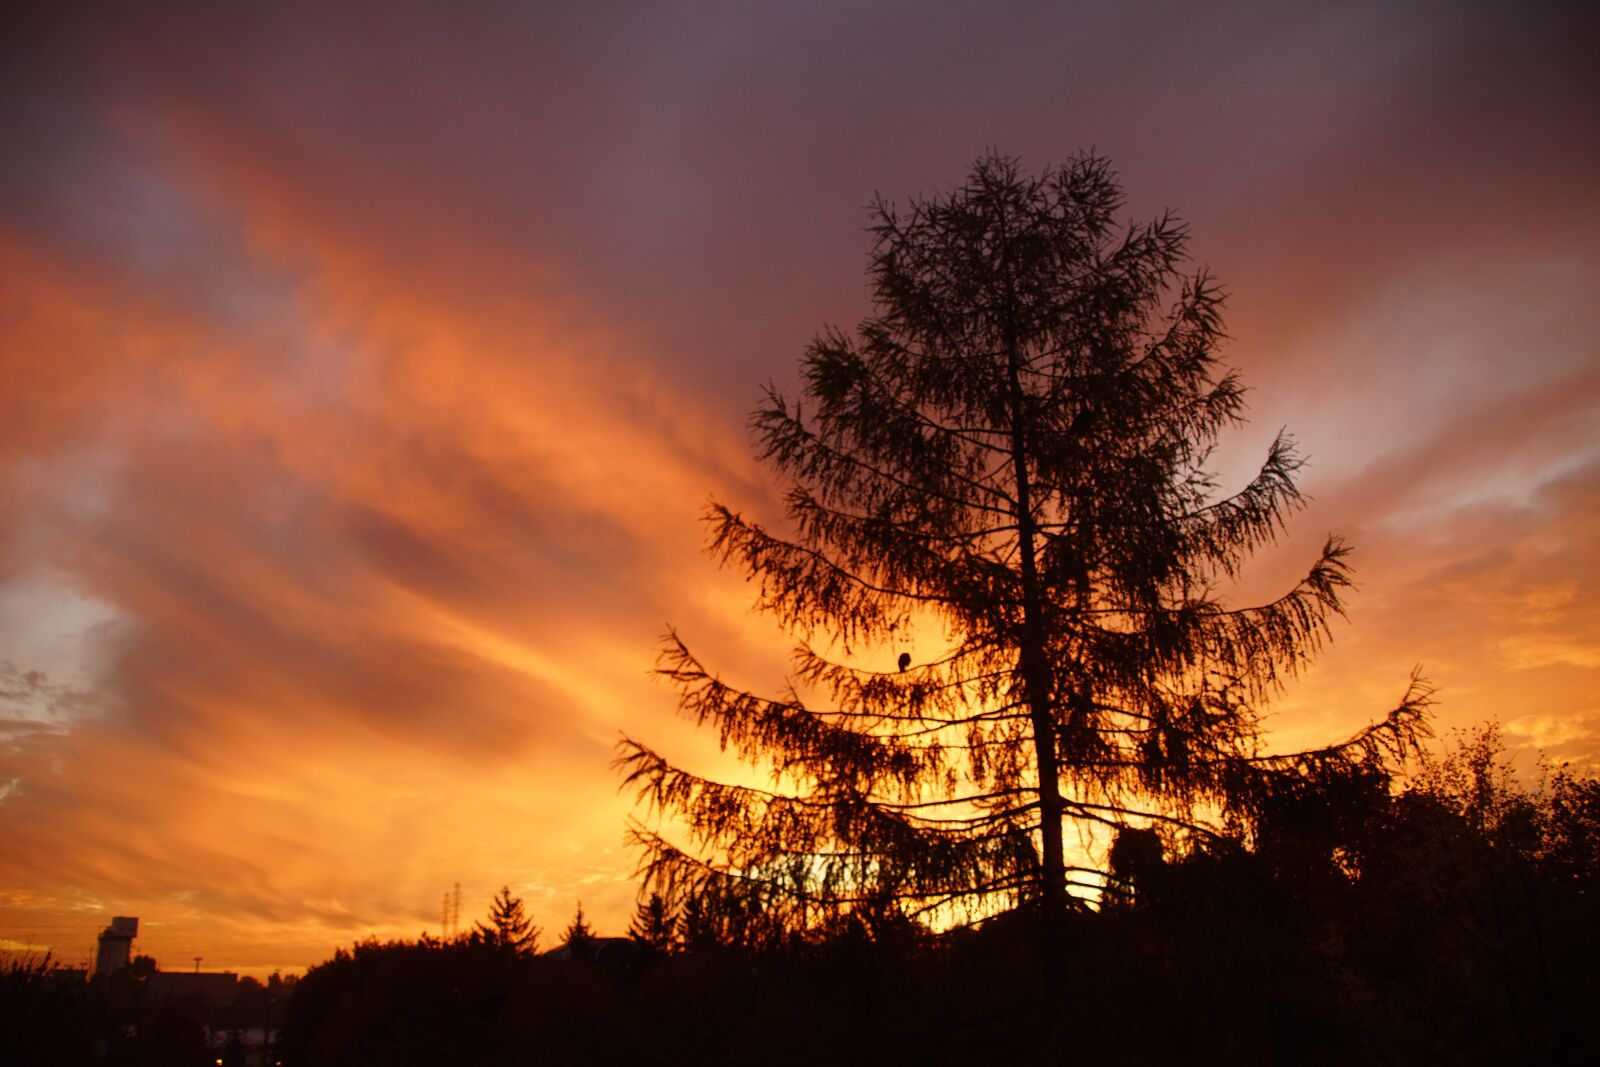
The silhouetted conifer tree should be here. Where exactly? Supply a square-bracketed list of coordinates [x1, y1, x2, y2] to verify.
[676, 891, 722, 952]
[473, 885, 539, 955]
[561, 903, 595, 958]
[618, 152, 1427, 943]
[627, 892, 677, 951]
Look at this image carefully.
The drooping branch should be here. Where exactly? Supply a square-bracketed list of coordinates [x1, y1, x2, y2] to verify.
[618, 748, 1043, 911]
[656, 632, 948, 797]
[789, 640, 1021, 725]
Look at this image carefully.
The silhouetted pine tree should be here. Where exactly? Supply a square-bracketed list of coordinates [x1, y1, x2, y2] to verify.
[617, 152, 1427, 942]
[561, 903, 595, 959]
[676, 891, 721, 952]
[627, 893, 677, 951]
[473, 885, 539, 955]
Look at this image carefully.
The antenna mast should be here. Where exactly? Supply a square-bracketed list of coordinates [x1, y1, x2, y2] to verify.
[440, 882, 463, 939]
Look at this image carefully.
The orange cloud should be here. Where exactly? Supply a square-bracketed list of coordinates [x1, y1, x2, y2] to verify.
[0, 117, 770, 974]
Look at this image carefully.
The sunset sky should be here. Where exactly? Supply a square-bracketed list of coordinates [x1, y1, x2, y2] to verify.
[2, 1, 1596, 977]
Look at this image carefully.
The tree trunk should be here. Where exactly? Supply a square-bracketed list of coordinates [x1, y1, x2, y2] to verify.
[1004, 323, 1067, 925]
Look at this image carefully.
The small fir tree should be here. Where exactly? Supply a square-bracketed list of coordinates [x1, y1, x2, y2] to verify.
[561, 902, 596, 959]
[627, 892, 677, 951]
[473, 885, 539, 955]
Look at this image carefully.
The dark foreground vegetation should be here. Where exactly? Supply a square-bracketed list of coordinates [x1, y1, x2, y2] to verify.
[1, 960, 290, 1067]
[282, 732, 1600, 1065]
[9, 727, 1594, 1066]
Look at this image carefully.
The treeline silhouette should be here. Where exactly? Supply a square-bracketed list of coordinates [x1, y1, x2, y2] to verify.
[10, 724, 1592, 1065]
[280, 728, 1600, 1065]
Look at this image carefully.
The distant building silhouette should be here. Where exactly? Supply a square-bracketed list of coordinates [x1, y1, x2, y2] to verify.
[47, 965, 88, 987]
[543, 935, 653, 976]
[147, 969, 237, 1006]
[94, 916, 138, 978]
[89, 913, 238, 1003]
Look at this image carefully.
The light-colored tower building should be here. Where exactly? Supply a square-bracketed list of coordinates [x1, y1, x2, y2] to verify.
[94, 916, 139, 978]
